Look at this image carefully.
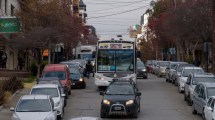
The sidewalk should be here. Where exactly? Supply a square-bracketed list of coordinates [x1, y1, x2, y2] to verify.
[0, 83, 33, 120]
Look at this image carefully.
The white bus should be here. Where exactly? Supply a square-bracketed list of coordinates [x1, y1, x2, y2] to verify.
[94, 39, 139, 88]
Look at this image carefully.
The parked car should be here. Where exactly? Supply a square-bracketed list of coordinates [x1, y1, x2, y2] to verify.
[42, 64, 71, 98]
[60, 61, 85, 74]
[184, 73, 215, 105]
[136, 60, 147, 79]
[157, 61, 169, 77]
[30, 84, 65, 119]
[69, 67, 86, 88]
[166, 62, 187, 82]
[192, 82, 215, 115]
[203, 96, 215, 120]
[151, 60, 159, 74]
[100, 80, 141, 118]
[172, 63, 194, 85]
[70, 117, 101, 120]
[177, 67, 204, 93]
[10, 95, 57, 120]
[37, 77, 67, 106]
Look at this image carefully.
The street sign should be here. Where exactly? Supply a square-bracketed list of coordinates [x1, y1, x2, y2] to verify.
[0, 17, 20, 33]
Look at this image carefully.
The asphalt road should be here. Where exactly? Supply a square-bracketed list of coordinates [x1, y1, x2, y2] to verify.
[64, 74, 202, 120]
[0, 73, 202, 120]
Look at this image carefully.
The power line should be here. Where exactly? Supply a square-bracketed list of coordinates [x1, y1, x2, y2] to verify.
[87, 4, 150, 19]
[87, 1, 148, 13]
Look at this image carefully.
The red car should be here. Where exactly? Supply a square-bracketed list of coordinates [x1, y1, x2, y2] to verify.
[42, 64, 71, 98]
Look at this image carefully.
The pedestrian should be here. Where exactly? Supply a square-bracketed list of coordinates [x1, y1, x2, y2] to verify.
[85, 60, 93, 79]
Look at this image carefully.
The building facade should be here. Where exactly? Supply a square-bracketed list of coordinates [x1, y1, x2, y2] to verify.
[0, 0, 19, 70]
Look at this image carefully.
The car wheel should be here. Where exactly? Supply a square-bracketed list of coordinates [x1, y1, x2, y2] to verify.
[178, 84, 182, 93]
[100, 111, 107, 118]
[172, 79, 175, 84]
[64, 99, 67, 107]
[65, 93, 68, 99]
[166, 78, 168, 82]
[192, 103, 197, 114]
[132, 112, 138, 118]
[82, 84, 86, 89]
[184, 92, 187, 101]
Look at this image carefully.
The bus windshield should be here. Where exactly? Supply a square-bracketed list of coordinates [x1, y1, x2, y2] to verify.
[97, 49, 134, 72]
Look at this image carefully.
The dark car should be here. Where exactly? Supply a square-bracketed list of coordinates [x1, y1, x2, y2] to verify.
[69, 67, 86, 88]
[100, 80, 141, 118]
[136, 61, 147, 79]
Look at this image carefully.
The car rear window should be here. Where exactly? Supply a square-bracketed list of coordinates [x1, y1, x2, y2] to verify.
[43, 71, 66, 80]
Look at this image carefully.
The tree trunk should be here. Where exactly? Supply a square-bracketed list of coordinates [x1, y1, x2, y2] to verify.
[176, 38, 180, 61]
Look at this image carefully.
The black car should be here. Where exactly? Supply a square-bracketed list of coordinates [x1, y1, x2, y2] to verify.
[100, 80, 141, 118]
[136, 60, 147, 79]
[69, 67, 86, 88]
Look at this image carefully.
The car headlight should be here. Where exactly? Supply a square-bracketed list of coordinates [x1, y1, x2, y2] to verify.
[55, 101, 60, 107]
[79, 78, 83, 81]
[44, 113, 55, 120]
[142, 68, 146, 72]
[103, 100, 110, 105]
[126, 100, 134, 105]
[96, 76, 104, 80]
[12, 113, 20, 120]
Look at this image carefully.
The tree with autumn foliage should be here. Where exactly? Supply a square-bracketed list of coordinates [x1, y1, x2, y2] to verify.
[146, 0, 213, 65]
[9, 0, 84, 77]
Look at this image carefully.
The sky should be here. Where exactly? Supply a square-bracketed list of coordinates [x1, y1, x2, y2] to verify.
[84, 0, 153, 40]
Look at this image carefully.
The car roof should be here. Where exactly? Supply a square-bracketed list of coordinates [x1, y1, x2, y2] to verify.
[43, 64, 66, 71]
[32, 84, 58, 88]
[192, 73, 215, 77]
[38, 77, 60, 81]
[183, 66, 202, 69]
[20, 94, 50, 100]
[200, 82, 215, 87]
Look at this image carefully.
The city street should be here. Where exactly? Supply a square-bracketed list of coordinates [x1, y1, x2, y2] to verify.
[0, 73, 203, 120]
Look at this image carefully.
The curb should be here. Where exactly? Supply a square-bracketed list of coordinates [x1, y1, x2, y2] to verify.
[0, 89, 22, 111]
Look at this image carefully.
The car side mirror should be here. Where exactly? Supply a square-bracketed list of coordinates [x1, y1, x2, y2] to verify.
[136, 92, 141, 96]
[10, 107, 15, 111]
[61, 94, 66, 97]
[100, 91, 104, 96]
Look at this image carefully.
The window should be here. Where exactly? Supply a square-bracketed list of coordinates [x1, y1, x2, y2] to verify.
[194, 84, 201, 94]
[199, 86, 206, 99]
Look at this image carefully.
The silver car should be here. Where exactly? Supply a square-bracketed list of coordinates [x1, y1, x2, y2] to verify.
[10, 94, 57, 120]
[184, 73, 215, 105]
[30, 84, 65, 119]
[157, 61, 169, 77]
[192, 82, 215, 115]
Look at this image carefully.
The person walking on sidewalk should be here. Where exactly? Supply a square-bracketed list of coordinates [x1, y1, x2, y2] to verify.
[85, 60, 93, 79]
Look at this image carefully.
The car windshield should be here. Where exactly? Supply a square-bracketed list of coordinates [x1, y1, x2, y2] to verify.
[16, 99, 51, 112]
[159, 62, 169, 67]
[137, 61, 145, 67]
[31, 88, 59, 97]
[182, 69, 204, 77]
[106, 84, 134, 95]
[192, 77, 215, 85]
[69, 68, 80, 74]
[207, 87, 215, 98]
[97, 50, 134, 72]
[171, 64, 178, 69]
[43, 71, 66, 80]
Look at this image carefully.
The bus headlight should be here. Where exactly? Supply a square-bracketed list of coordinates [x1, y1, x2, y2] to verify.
[103, 100, 110, 105]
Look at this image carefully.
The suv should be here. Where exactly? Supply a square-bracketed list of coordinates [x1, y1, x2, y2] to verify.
[177, 67, 204, 93]
[184, 73, 215, 105]
[30, 84, 65, 119]
[42, 64, 71, 98]
[100, 80, 141, 118]
[192, 83, 215, 115]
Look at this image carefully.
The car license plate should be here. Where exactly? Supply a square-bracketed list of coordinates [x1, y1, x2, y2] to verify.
[72, 83, 75, 85]
[114, 107, 121, 111]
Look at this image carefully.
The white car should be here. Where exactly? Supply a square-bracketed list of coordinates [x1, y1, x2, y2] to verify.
[10, 94, 57, 120]
[203, 96, 215, 120]
[70, 117, 101, 120]
[30, 84, 65, 119]
[177, 66, 204, 93]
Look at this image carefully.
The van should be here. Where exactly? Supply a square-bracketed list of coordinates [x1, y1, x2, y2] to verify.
[42, 64, 71, 98]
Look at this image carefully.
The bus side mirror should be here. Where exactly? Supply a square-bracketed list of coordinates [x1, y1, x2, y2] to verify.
[137, 51, 141, 58]
[92, 51, 96, 58]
